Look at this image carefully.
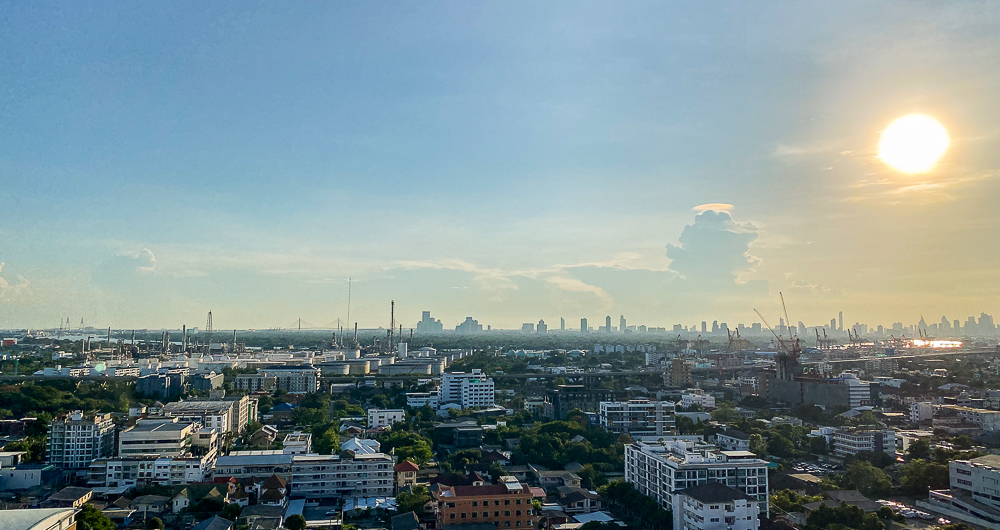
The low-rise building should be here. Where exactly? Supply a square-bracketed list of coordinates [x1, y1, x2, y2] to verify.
[672, 482, 760, 530]
[395, 460, 419, 492]
[831, 428, 895, 458]
[260, 366, 321, 393]
[715, 430, 751, 452]
[437, 476, 536, 530]
[681, 390, 716, 409]
[910, 402, 934, 423]
[119, 418, 200, 457]
[288, 452, 394, 500]
[212, 450, 293, 480]
[232, 374, 277, 393]
[368, 409, 406, 429]
[282, 432, 312, 454]
[599, 399, 676, 437]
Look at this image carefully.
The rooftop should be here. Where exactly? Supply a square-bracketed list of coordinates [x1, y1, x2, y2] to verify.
[0, 508, 78, 530]
[676, 482, 756, 504]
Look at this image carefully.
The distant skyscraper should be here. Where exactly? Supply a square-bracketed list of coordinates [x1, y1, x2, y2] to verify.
[606, 315, 612, 333]
[537, 319, 547, 334]
[560, 317, 565, 331]
[416, 311, 444, 333]
[838, 311, 843, 331]
[712, 321, 719, 334]
[830, 318, 836, 330]
[521, 323, 535, 333]
[581, 318, 588, 333]
[456, 317, 483, 334]
[620, 315, 626, 333]
[701, 321, 707, 333]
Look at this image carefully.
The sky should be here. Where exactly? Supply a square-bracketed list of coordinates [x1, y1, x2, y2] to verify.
[2, 1, 1000, 331]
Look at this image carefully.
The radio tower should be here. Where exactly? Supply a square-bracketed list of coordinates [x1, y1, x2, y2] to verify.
[205, 311, 213, 353]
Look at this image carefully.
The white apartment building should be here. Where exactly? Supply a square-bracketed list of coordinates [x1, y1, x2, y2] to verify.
[831, 428, 896, 458]
[681, 390, 716, 409]
[160, 401, 231, 435]
[46, 411, 116, 469]
[441, 369, 495, 408]
[715, 430, 752, 452]
[599, 399, 676, 437]
[943, 406, 1000, 432]
[119, 418, 200, 457]
[289, 452, 394, 500]
[672, 482, 760, 530]
[367, 409, 406, 429]
[625, 439, 769, 515]
[911, 402, 934, 423]
[283, 432, 312, 454]
[88, 454, 215, 488]
[232, 374, 277, 392]
[406, 392, 440, 409]
[839, 373, 874, 409]
[260, 365, 321, 393]
[921, 455, 1000, 529]
[160, 396, 257, 436]
[213, 451, 294, 479]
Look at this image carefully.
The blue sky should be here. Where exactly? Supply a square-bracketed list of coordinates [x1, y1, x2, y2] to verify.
[2, 2, 1000, 330]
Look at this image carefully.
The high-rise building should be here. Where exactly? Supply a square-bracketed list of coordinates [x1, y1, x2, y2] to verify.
[701, 321, 707, 333]
[839, 311, 843, 331]
[672, 483, 761, 530]
[537, 320, 547, 334]
[620, 315, 627, 333]
[521, 323, 535, 333]
[417, 311, 444, 333]
[456, 316, 483, 334]
[46, 411, 116, 469]
[580, 318, 588, 333]
[626, 439, 769, 514]
[712, 321, 719, 334]
[441, 369, 495, 408]
[560, 317, 565, 331]
[606, 316, 612, 333]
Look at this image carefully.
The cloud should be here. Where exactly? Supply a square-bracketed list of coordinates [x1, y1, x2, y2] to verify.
[665, 210, 761, 284]
[847, 171, 1000, 205]
[545, 275, 614, 306]
[0, 262, 32, 303]
[788, 279, 843, 297]
[772, 141, 843, 159]
[692, 203, 734, 214]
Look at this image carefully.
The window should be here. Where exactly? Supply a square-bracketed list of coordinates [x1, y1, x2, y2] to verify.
[472, 512, 478, 518]
[516, 510, 522, 516]
[473, 501, 479, 507]
[505, 511, 511, 516]
[505, 500, 511, 505]
[710, 518, 720, 523]
[461, 513, 467, 519]
[450, 514, 456, 520]
[517, 499, 522, 505]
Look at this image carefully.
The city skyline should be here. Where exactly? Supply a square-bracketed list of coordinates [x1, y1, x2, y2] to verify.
[2, 3, 1000, 329]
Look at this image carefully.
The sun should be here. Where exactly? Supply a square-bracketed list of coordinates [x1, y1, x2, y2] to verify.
[877, 114, 950, 174]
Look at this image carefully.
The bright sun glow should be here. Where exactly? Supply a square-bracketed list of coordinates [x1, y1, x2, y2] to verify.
[877, 114, 950, 174]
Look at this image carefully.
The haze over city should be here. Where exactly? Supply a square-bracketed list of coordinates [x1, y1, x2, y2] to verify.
[3, 2, 1000, 331]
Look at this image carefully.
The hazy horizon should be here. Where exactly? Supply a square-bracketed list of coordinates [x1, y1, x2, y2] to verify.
[3, 2, 1000, 330]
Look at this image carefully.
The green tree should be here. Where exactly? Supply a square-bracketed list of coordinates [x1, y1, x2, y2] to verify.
[770, 489, 822, 512]
[906, 439, 932, 461]
[397, 484, 431, 513]
[146, 518, 165, 530]
[952, 435, 973, 450]
[901, 459, 949, 494]
[284, 513, 308, 530]
[809, 436, 828, 455]
[749, 434, 767, 458]
[842, 461, 892, 497]
[76, 504, 116, 530]
[711, 402, 737, 423]
[221, 503, 242, 521]
[767, 433, 797, 458]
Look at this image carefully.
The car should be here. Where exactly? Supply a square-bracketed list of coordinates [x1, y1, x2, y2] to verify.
[326, 510, 339, 516]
